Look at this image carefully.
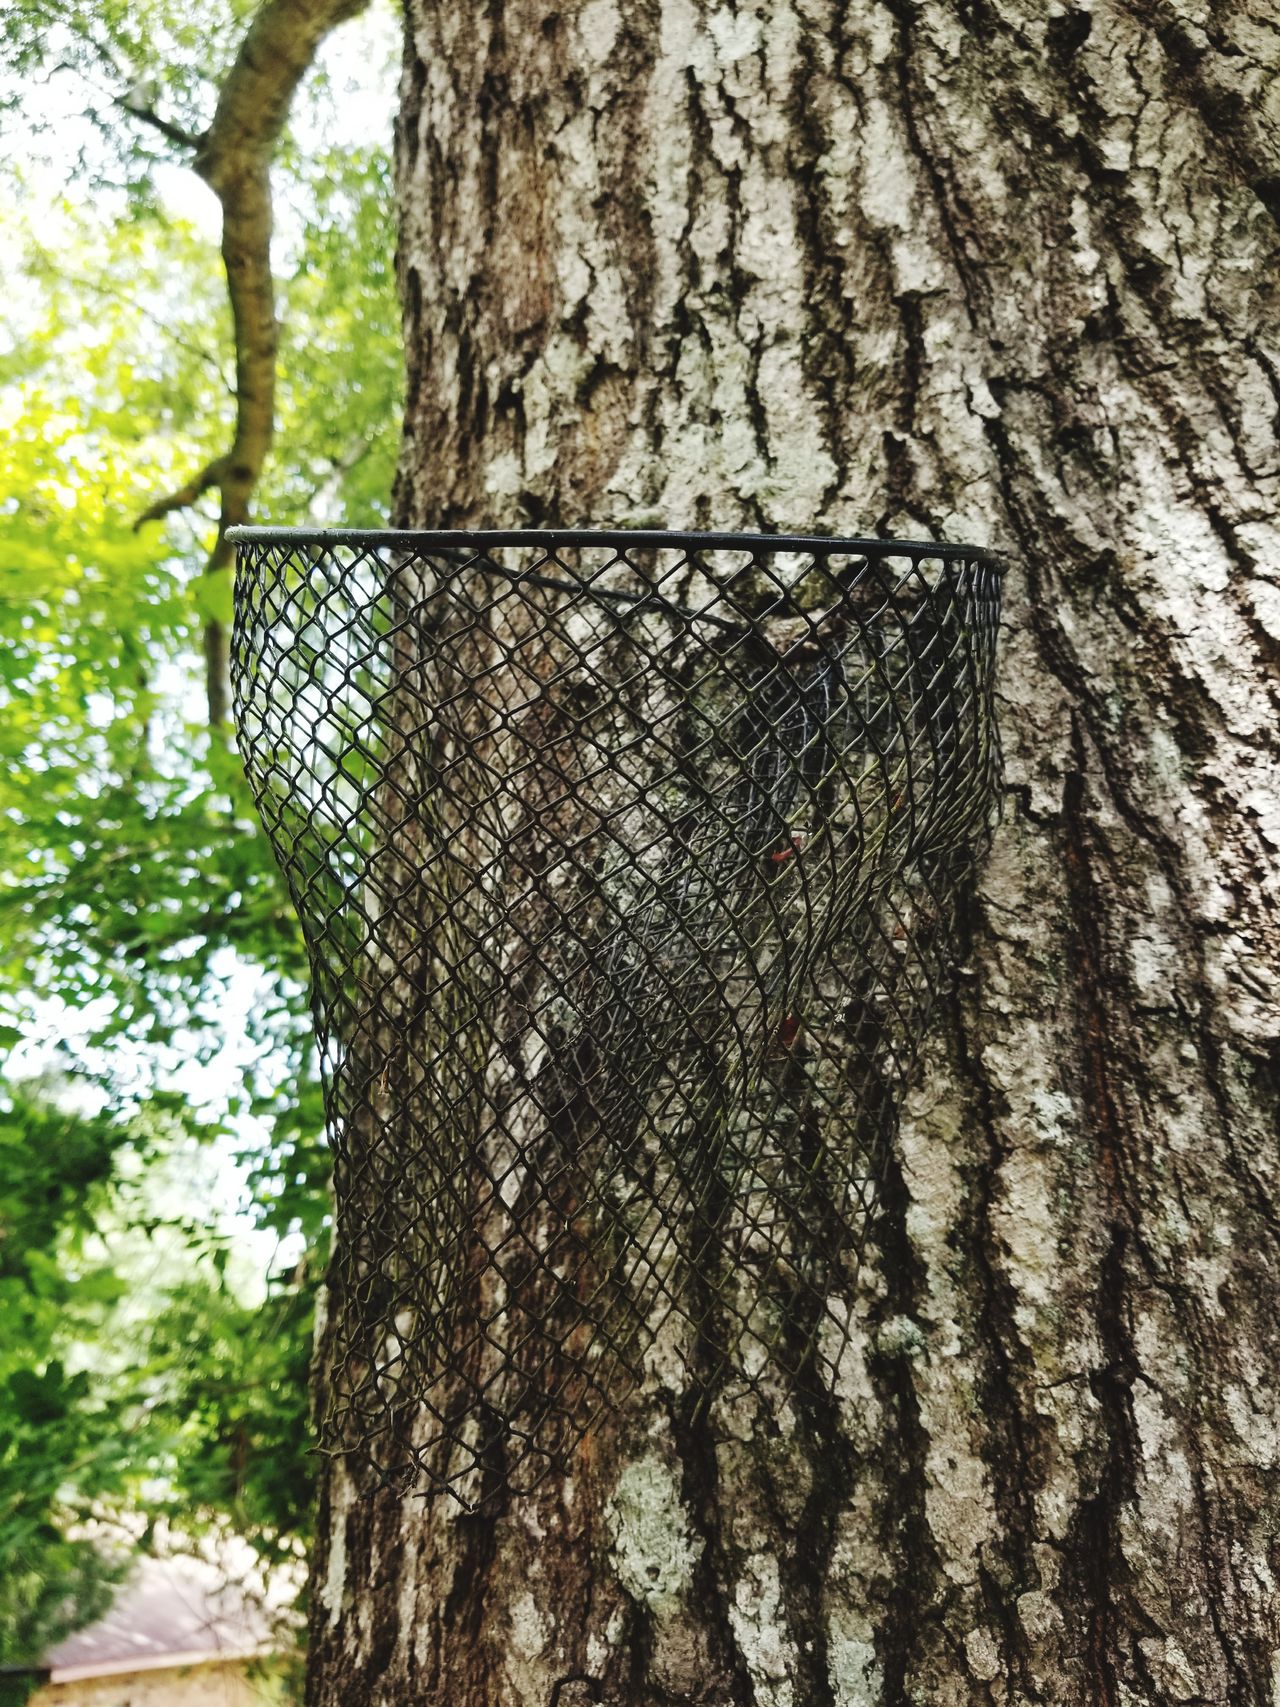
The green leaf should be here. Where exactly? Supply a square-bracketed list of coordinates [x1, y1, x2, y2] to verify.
[193, 566, 235, 628]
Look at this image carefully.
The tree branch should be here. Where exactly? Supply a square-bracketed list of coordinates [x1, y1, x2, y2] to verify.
[131, 0, 371, 725]
[117, 97, 203, 152]
[133, 457, 228, 530]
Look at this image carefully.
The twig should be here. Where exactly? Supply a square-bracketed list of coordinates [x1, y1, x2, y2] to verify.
[133, 458, 228, 530]
[118, 97, 202, 152]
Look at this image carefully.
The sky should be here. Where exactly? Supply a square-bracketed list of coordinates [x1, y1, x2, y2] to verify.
[11, 2, 399, 235]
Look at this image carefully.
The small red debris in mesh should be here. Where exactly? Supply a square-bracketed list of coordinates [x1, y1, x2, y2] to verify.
[770, 835, 806, 864]
[777, 1013, 802, 1048]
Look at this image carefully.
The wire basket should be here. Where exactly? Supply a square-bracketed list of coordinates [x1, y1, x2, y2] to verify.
[230, 527, 1004, 1506]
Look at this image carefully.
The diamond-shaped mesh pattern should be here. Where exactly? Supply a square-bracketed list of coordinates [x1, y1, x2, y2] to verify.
[230, 528, 1003, 1507]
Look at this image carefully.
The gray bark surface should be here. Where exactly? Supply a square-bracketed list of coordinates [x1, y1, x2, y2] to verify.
[306, 1, 1280, 1701]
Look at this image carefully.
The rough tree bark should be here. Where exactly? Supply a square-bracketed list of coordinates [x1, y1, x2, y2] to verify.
[306, 1, 1280, 1701]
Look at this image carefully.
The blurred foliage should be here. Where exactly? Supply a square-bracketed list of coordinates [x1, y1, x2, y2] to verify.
[0, 1094, 133, 1680]
[0, 0, 399, 1685]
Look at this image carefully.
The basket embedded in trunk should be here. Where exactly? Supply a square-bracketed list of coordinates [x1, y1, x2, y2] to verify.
[230, 527, 1004, 1507]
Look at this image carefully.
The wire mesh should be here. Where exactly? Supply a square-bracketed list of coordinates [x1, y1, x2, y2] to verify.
[230, 527, 1004, 1507]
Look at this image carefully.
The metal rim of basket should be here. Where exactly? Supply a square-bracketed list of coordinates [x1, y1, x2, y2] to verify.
[227, 524, 1005, 566]
[228, 529, 1007, 631]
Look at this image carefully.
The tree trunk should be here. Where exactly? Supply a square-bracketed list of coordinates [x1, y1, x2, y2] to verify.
[305, 1, 1280, 1701]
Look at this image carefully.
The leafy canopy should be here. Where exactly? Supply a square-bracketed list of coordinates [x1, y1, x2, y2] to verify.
[0, 0, 399, 1675]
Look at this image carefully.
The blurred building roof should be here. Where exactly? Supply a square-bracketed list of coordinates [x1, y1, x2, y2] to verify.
[42, 1552, 276, 1683]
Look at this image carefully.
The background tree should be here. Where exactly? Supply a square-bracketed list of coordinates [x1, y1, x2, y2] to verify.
[305, 2, 1280, 1704]
[0, 1, 398, 1687]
